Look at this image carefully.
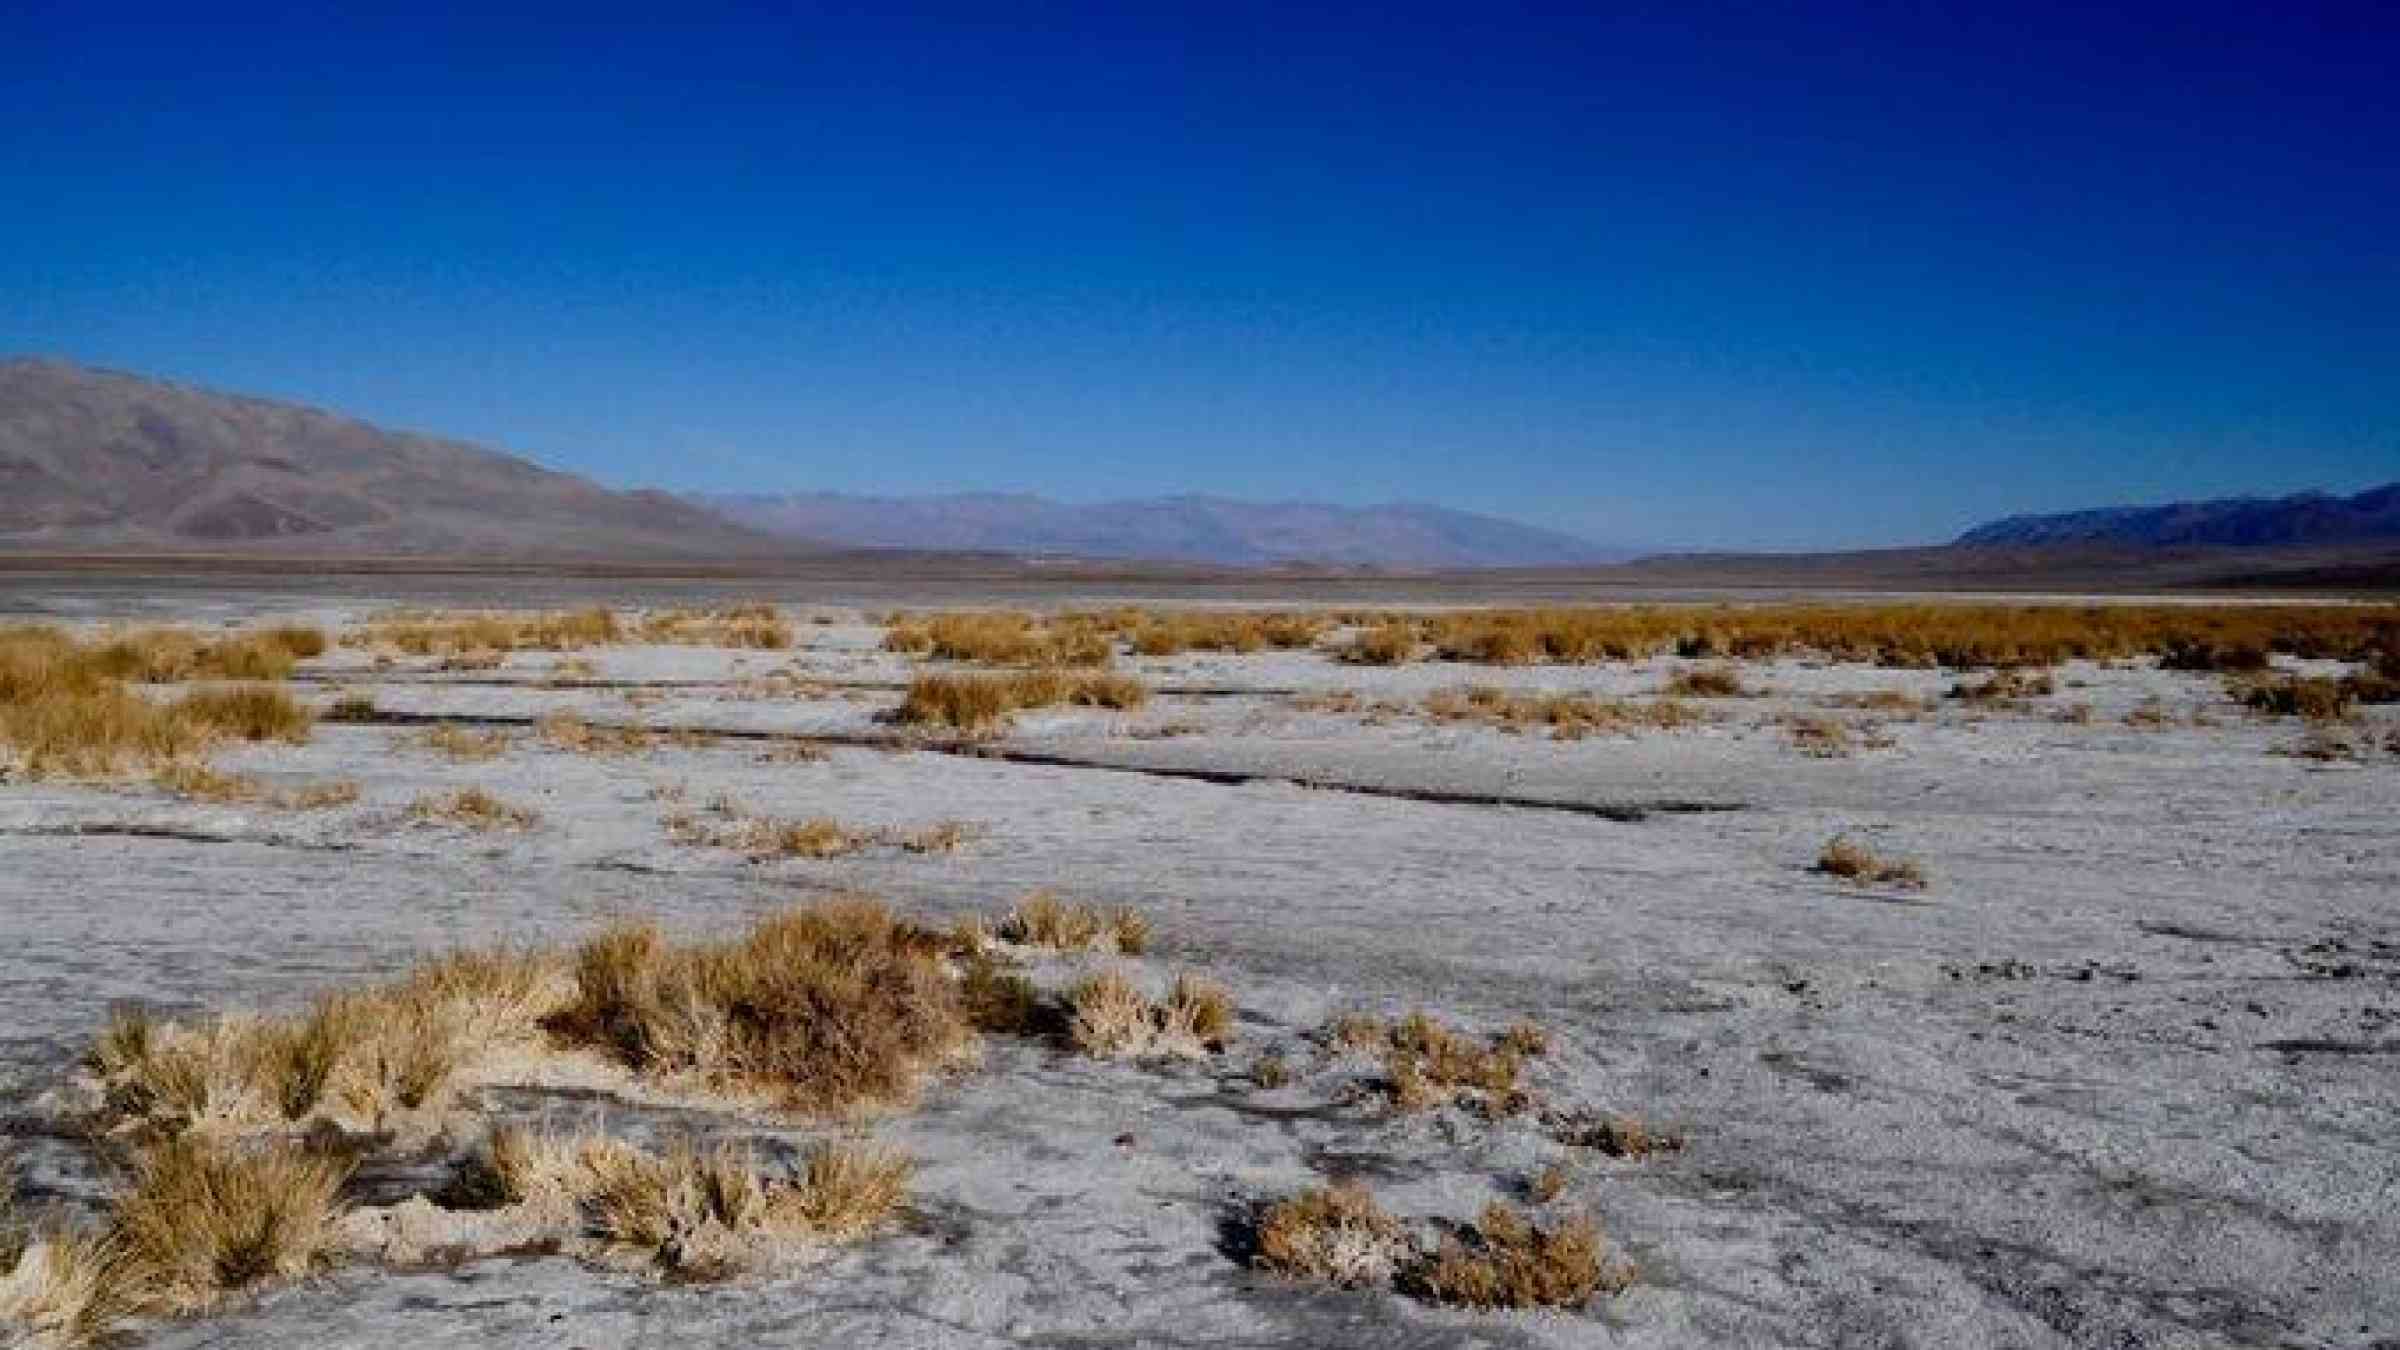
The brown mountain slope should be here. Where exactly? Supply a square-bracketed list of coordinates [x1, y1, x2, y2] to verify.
[0, 359, 789, 558]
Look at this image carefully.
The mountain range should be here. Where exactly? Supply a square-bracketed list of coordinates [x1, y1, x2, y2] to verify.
[0, 359, 772, 558]
[2, 357, 2392, 583]
[697, 491, 1628, 568]
[1956, 484, 2400, 548]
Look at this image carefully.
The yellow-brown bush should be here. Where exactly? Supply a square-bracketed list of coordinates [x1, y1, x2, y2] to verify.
[893, 670, 1148, 731]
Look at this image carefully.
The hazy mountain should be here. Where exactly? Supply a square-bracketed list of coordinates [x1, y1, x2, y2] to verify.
[1957, 484, 2400, 549]
[699, 491, 1628, 568]
[0, 358, 778, 558]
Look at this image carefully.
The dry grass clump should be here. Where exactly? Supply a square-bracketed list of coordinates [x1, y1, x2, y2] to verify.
[2234, 675, 2352, 721]
[1820, 689, 1931, 714]
[107, 1137, 348, 1315]
[1406, 602, 2400, 670]
[1339, 621, 1420, 665]
[0, 630, 315, 778]
[893, 670, 1149, 731]
[322, 692, 379, 722]
[882, 611, 1114, 667]
[1065, 969, 1234, 1059]
[1321, 1012, 1530, 1112]
[1407, 1203, 1628, 1309]
[1948, 670, 2057, 702]
[153, 763, 357, 810]
[544, 901, 971, 1112]
[1663, 665, 1747, 697]
[535, 711, 653, 755]
[0, 1222, 137, 1346]
[1814, 835, 1927, 889]
[1125, 611, 1327, 656]
[1547, 1108, 1686, 1158]
[415, 723, 512, 761]
[170, 684, 314, 742]
[0, 1136, 348, 1340]
[664, 800, 977, 860]
[1783, 714, 1854, 757]
[407, 787, 540, 831]
[991, 892, 1148, 953]
[1254, 1181, 1413, 1289]
[1423, 685, 1701, 739]
[1384, 1012, 1526, 1113]
[1, 623, 324, 687]
[446, 1128, 908, 1276]
[343, 607, 623, 656]
[634, 604, 795, 650]
[89, 947, 564, 1145]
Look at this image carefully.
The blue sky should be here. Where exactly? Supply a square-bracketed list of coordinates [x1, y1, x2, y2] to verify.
[3, 1, 2393, 549]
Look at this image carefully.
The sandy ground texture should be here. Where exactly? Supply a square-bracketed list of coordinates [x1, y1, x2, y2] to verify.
[2, 596, 2396, 1349]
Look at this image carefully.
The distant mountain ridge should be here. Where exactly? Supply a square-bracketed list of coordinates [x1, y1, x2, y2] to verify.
[0, 358, 776, 557]
[699, 491, 1627, 568]
[1958, 483, 2400, 548]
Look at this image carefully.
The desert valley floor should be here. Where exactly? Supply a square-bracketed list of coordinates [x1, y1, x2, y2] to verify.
[1, 582, 2394, 1349]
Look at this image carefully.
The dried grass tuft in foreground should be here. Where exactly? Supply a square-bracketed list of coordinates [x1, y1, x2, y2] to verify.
[109, 1136, 350, 1315]
[0, 1223, 139, 1346]
[446, 1127, 907, 1276]
[1814, 835, 1927, 889]
[1406, 1202, 1629, 1309]
[407, 787, 541, 832]
[991, 892, 1148, 953]
[1254, 1182, 1412, 1288]
[544, 901, 970, 1112]
[153, 763, 359, 810]
[1066, 969, 1234, 1059]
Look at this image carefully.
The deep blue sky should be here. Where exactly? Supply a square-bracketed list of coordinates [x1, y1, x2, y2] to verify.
[3, 2, 2393, 548]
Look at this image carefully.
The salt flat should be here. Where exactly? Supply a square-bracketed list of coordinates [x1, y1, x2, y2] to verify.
[2, 597, 2394, 1350]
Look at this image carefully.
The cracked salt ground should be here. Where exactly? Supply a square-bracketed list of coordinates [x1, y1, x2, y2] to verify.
[3, 595, 2396, 1348]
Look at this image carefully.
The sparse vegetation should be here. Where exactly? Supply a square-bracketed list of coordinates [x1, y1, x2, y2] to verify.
[153, 763, 359, 809]
[1254, 1182, 1413, 1289]
[1391, 603, 2400, 670]
[445, 1128, 907, 1276]
[991, 892, 1148, 953]
[2233, 674, 2352, 721]
[1339, 621, 1420, 666]
[342, 607, 623, 656]
[414, 723, 513, 761]
[1065, 969, 1233, 1059]
[407, 787, 540, 831]
[1407, 1203, 1628, 1309]
[1664, 665, 1747, 697]
[536, 710, 653, 755]
[663, 801, 977, 859]
[1783, 714, 1854, 757]
[634, 604, 795, 650]
[892, 670, 1149, 731]
[322, 692, 379, 722]
[1949, 670, 2056, 702]
[107, 1136, 349, 1314]
[882, 611, 1113, 667]
[1814, 834, 1927, 889]
[1, 628, 317, 779]
[1422, 685, 1702, 739]
[544, 901, 971, 1112]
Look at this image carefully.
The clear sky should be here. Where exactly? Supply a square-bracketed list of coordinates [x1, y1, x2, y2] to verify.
[3, 2, 2393, 549]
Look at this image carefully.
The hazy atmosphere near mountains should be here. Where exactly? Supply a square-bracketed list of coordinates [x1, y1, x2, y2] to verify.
[5, 7, 2400, 1350]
